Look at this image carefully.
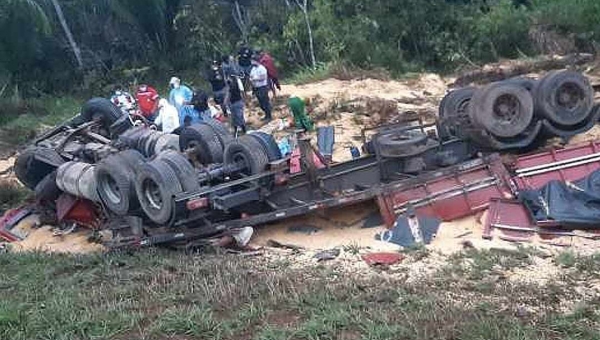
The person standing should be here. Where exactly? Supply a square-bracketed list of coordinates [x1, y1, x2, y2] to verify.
[221, 55, 239, 79]
[135, 84, 160, 120]
[153, 99, 180, 133]
[250, 56, 272, 122]
[237, 46, 253, 77]
[207, 61, 229, 116]
[258, 49, 281, 96]
[228, 75, 246, 134]
[168, 77, 193, 116]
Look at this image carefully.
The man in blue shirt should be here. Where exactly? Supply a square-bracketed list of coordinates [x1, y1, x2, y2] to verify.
[168, 77, 193, 115]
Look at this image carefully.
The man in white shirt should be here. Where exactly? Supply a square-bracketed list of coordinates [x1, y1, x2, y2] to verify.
[249, 56, 272, 121]
[154, 98, 180, 134]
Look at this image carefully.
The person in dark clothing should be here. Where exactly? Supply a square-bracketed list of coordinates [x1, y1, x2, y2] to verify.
[207, 60, 229, 116]
[237, 46, 253, 76]
[228, 75, 246, 134]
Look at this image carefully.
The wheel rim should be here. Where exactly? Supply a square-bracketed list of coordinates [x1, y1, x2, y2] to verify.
[555, 82, 585, 111]
[493, 94, 521, 126]
[99, 174, 122, 204]
[142, 178, 163, 210]
[233, 152, 251, 175]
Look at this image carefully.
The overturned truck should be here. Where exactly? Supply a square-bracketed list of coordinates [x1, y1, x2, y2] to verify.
[9, 70, 599, 248]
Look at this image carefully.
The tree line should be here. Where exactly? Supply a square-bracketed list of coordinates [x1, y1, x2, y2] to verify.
[1, 0, 599, 97]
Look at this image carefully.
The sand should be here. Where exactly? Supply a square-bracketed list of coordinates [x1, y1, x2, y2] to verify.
[11, 225, 105, 254]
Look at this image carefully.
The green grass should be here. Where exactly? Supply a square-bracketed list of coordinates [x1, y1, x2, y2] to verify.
[0, 97, 82, 146]
[1, 248, 599, 340]
[0, 181, 31, 211]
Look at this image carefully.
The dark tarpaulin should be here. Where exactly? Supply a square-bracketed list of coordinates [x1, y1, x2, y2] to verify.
[519, 169, 600, 227]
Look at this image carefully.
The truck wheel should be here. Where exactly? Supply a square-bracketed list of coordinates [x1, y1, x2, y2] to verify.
[504, 77, 536, 92]
[34, 170, 61, 202]
[135, 160, 183, 225]
[81, 98, 124, 129]
[438, 87, 476, 139]
[96, 150, 146, 215]
[179, 124, 223, 165]
[469, 82, 534, 138]
[202, 119, 233, 148]
[154, 134, 180, 155]
[15, 147, 65, 189]
[534, 70, 593, 126]
[376, 130, 429, 158]
[248, 131, 282, 161]
[224, 135, 269, 175]
[156, 151, 200, 192]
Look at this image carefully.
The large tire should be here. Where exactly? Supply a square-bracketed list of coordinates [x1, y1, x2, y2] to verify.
[438, 87, 476, 139]
[154, 134, 180, 155]
[34, 170, 61, 202]
[15, 147, 65, 189]
[155, 151, 200, 193]
[504, 77, 536, 92]
[135, 160, 183, 225]
[248, 131, 282, 161]
[376, 130, 429, 158]
[80, 98, 123, 128]
[202, 119, 233, 148]
[224, 135, 269, 176]
[469, 82, 534, 138]
[534, 70, 593, 126]
[96, 150, 146, 215]
[179, 124, 223, 165]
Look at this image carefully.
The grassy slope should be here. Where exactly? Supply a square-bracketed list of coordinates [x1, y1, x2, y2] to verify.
[0, 248, 599, 340]
[0, 97, 82, 147]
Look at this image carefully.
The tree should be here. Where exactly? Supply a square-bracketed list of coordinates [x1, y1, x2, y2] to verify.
[49, 0, 83, 69]
[293, 0, 316, 68]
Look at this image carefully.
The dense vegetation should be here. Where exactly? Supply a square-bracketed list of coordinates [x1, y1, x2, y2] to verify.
[0, 0, 599, 98]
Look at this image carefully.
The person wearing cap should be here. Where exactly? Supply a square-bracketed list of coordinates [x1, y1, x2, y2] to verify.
[168, 77, 194, 116]
[135, 84, 159, 120]
[154, 98, 180, 134]
[207, 61, 229, 116]
[257, 49, 281, 96]
[250, 55, 272, 121]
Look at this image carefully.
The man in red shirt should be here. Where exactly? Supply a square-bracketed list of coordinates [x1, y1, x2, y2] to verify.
[258, 50, 281, 96]
[136, 84, 160, 119]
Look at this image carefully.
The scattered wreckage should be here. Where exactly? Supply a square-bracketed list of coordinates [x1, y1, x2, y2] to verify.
[2, 70, 600, 250]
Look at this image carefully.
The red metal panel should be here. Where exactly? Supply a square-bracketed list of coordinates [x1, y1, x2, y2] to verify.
[483, 199, 536, 241]
[377, 156, 513, 224]
[514, 140, 600, 190]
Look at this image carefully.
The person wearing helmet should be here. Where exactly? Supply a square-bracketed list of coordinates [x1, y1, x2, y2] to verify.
[237, 46, 254, 77]
[207, 61, 229, 116]
[154, 98, 180, 134]
[135, 84, 160, 120]
[168, 77, 194, 116]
